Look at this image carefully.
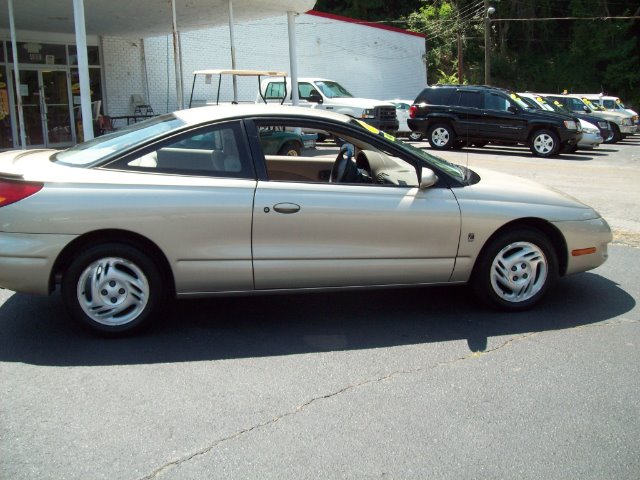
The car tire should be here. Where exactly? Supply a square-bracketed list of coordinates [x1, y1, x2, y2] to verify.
[408, 131, 423, 141]
[427, 123, 456, 150]
[278, 142, 302, 156]
[561, 143, 579, 153]
[472, 228, 558, 311]
[530, 129, 560, 157]
[61, 243, 165, 336]
[604, 124, 622, 144]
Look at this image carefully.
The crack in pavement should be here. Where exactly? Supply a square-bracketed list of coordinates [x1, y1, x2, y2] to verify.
[138, 319, 636, 479]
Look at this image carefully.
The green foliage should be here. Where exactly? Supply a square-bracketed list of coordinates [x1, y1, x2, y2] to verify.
[315, 0, 640, 107]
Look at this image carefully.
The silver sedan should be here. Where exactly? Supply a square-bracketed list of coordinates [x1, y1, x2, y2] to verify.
[0, 105, 612, 335]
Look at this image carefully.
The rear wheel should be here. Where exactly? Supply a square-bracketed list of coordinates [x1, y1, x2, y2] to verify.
[278, 142, 302, 156]
[408, 131, 423, 141]
[472, 228, 558, 311]
[61, 243, 165, 335]
[530, 129, 560, 157]
[427, 123, 456, 150]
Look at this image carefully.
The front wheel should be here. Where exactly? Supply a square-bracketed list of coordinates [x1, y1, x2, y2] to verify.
[408, 131, 423, 141]
[530, 129, 560, 157]
[61, 243, 165, 335]
[472, 228, 558, 311]
[427, 123, 456, 150]
[604, 124, 621, 144]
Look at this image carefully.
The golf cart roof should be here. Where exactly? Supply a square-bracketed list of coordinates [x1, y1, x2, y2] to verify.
[192, 69, 287, 77]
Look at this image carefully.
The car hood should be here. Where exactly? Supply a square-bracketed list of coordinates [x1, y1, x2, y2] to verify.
[523, 108, 577, 123]
[590, 110, 629, 121]
[322, 97, 395, 109]
[456, 167, 601, 221]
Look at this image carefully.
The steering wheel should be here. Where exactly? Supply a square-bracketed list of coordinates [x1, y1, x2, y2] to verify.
[330, 143, 358, 183]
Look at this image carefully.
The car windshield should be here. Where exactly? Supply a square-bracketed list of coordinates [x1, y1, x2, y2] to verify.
[53, 114, 186, 166]
[508, 93, 531, 110]
[314, 81, 353, 99]
[581, 98, 605, 111]
[352, 119, 466, 183]
[519, 96, 540, 109]
[541, 97, 570, 114]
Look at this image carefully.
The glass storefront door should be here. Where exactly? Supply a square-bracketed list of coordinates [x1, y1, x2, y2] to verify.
[13, 68, 73, 147]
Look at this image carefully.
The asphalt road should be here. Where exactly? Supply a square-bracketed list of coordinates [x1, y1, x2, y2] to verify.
[1, 137, 639, 479]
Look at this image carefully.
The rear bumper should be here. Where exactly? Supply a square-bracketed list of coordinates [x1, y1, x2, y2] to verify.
[0, 232, 75, 295]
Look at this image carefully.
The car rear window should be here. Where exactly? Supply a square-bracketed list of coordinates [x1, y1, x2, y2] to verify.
[415, 87, 456, 105]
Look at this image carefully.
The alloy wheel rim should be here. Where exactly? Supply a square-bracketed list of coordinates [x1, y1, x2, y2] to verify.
[534, 134, 554, 154]
[432, 128, 450, 146]
[490, 241, 548, 303]
[76, 257, 150, 326]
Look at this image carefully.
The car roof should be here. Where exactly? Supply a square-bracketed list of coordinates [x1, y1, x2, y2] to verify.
[173, 104, 353, 126]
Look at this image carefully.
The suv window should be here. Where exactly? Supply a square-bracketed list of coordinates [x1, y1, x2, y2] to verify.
[457, 91, 482, 108]
[485, 92, 513, 111]
[415, 87, 456, 105]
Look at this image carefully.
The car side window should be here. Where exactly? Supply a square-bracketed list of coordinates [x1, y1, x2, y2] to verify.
[264, 82, 286, 100]
[106, 121, 254, 179]
[457, 91, 482, 109]
[253, 120, 419, 188]
[485, 93, 510, 111]
[298, 83, 320, 100]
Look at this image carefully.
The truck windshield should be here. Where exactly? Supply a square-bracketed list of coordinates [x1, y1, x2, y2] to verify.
[314, 81, 353, 99]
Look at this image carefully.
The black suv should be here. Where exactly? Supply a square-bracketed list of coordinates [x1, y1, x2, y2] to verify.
[407, 85, 583, 157]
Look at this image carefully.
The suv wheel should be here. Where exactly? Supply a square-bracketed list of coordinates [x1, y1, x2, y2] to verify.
[428, 124, 456, 150]
[408, 131, 423, 141]
[604, 124, 622, 144]
[530, 129, 560, 157]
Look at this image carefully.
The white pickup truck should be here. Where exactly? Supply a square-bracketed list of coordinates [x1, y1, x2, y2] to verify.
[260, 77, 399, 135]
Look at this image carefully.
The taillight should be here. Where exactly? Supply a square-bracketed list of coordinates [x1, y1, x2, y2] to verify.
[409, 105, 418, 119]
[0, 179, 43, 207]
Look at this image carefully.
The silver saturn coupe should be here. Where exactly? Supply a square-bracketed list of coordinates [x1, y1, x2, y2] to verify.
[0, 105, 612, 335]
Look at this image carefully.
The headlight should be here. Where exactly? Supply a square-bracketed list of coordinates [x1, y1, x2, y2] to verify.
[564, 120, 578, 130]
[622, 118, 632, 126]
[361, 109, 375, 119]
[584, 127, 599, 134]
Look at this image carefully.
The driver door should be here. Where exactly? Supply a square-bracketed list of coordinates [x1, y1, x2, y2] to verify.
[250, 120, 461, 290]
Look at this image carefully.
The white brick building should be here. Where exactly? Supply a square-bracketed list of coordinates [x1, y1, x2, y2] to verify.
[0, 9, 425, 149]
[103, 11, 427, 116]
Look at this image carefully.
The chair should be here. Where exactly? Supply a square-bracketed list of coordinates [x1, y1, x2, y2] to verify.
[131, 94, 154, 115]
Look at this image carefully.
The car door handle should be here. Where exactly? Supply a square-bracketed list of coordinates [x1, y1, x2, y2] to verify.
[273, 203, 301, 214]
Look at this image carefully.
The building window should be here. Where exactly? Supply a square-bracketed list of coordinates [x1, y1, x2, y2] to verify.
[8, 42, 67, 65]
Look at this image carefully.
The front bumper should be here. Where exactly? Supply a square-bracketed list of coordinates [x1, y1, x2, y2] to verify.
[578, 131, 603, 148]
[367, 118, 399, 134]
[552, 217, 612, 276]
[0, 232, 76, 295]
[620, 125, 639, 134]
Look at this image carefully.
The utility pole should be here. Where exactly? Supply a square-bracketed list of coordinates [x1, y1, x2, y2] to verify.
[457, 30, 463, 84]
[484, 0, 490, 85]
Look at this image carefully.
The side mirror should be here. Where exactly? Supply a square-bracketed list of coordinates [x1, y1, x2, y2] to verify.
[508, 105, 519, 114]
[583, 106, 592, 113]
[419, 167, 438, 189]
[308, 92, 323, 104]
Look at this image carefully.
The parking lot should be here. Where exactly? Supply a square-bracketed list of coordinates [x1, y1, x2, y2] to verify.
[1, 137, 639, 479]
